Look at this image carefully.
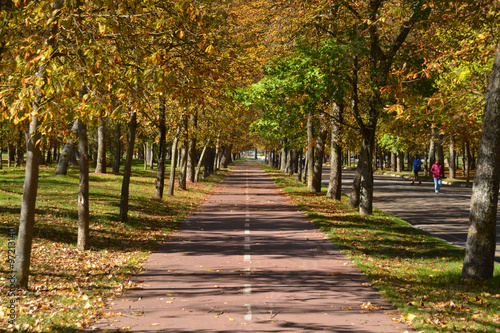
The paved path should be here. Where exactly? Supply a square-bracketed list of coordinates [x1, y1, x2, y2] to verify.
[88, 162, 411, 332]
[323, 168, 500, 261]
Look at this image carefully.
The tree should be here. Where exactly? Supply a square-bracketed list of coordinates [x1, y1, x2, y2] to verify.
[155, 97, 167, 199]
[462, 37, 500, 280]
[119, 111, 137, 223]
[73, 118, 90, 250]
[95, 113, 106, 173]
[13, 0, 65, 289]
[326, 101, 344, 200]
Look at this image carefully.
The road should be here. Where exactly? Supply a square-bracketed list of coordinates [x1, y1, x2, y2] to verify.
[321, 167, 500, 261]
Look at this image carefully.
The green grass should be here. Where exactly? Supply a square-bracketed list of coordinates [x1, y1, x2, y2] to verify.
[0, 160, 230, 332]
[261, 163, 500, 333]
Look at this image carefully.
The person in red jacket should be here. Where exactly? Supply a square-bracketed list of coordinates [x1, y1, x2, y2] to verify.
[430, 158, 445, 193]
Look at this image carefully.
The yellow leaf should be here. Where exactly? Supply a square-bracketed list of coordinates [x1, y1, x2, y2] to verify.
[205, 45, 215, 54]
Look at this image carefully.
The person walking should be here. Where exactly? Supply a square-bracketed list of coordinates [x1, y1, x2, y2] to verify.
[430, 158, 445, 193]
[412, 154, 423, 185]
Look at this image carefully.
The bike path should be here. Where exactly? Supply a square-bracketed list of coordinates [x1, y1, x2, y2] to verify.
[88, 162, 411, 332]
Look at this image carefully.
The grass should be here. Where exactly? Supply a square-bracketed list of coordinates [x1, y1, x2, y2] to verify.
[0, 160, 230, 332]
[260, 163, 500, 333]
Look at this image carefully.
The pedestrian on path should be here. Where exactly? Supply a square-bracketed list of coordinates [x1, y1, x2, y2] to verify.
[430, 158, 445, 193]
[412, 154, 423, 185]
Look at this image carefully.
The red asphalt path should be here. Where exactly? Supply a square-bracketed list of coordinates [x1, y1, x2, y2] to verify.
[87, 162, 411, 332]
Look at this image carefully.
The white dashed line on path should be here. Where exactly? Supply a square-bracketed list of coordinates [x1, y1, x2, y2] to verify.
[243, 169, 252, 321]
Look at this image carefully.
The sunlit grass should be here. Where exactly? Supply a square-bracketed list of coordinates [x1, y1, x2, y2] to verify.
[0, 160, 229, 331]
[261, 163, 500, 333]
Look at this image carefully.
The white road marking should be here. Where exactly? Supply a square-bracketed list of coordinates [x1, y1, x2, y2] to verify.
[244, 170, 252, 321]
[244, 284, 251, 295]
[244, 304, 252, 321]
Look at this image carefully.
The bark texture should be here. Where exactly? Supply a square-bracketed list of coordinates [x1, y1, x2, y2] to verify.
[156, 99, 166, 199]
[449, 134, 456, 179]
[73, 119, 90, 250]
[326, 102, 343, 200]
[311, 117, 328, 193]
[55, 140, 76, 175]
[95, 113, 106, 174]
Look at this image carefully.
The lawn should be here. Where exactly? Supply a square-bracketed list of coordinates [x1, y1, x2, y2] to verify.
[0, 160, 229, 332]
[260, 163, 500, 333]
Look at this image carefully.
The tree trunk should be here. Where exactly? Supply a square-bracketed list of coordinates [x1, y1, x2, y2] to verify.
[429, 127, 436, 167]
[187, 113, 197, 182]
[195, 139, 209, 182]
[396, 152, 403, 173]
[16, 129, 24, 167]
[155, 98, 167, 199]
[449, 134, 456, 179]
[297, 149, 303, 182]
[8, 142, 14, 167]
[144, 142, 154, 170]
[391, 151, 396, 171]
[203, 146, 215, 179]
[14, 113, 41, 289]
[327, 102, 343, 200]
[95, 113, 106, 174]
[214, 131, 221, 171]
[119, 111, 137, 223]
[112, 122, 121, 174]
[463, 140, 471, 182]
[73, 119, 90, 250]
[349, 165, 361, 208]
[167, 128, 180, 196]
[312, 116, 328, 192]
[288, 149, 295, 176]
[306, 112, 314, 189]
[280, 147, 287, 172]
[55, 139, 76, 175]
[462, 37, 500, 280]
[359, 133, 375, 216]
[220, 144, 232, 168]
[301, 151, 307, 184]
[437, 133, 444, 165]
[177, 116, 189, 190]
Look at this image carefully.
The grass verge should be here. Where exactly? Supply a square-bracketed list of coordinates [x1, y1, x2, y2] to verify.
[260, 163, 500, 333]
[0, 160, 230, 332]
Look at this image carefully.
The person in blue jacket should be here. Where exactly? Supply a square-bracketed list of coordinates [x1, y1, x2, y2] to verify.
[412, 154, 423, 185]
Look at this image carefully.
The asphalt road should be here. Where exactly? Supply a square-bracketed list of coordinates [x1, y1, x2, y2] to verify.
[321, 167, 500, 262]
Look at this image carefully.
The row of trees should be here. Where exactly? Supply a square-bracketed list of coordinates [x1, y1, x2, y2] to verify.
[2, 0, 499, 289]
[0, 0, 262, 289]
[239, 1, 499, 279]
